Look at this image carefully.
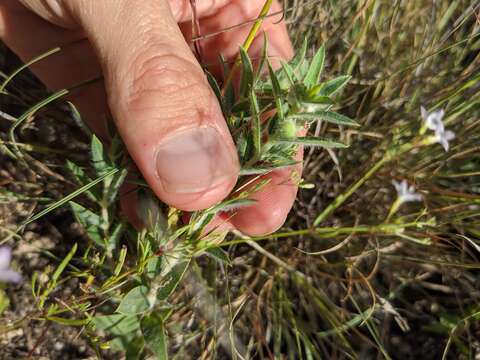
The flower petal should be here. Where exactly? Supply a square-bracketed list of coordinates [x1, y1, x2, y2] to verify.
[392, 180, 402, 193]
[445, 130, 455, 141]
[421, 106, 428, 121]
[400, 180, 408, 195]
[0, 269, 22, 284]
[405, 194, 422, 202]
[439, 137, 450, 152]
[0, 247, 12, 270]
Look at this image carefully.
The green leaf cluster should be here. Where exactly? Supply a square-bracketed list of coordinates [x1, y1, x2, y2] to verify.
[208, 39, 357, 176]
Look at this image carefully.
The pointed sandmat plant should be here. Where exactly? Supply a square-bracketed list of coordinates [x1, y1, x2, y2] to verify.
[207, 41, 357, 178]
[22, 40, 357, 356]
[2, 4, 357, 351]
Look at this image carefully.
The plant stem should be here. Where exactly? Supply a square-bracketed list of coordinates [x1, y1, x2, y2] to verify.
[313, 141, 416, 226]
[313, 156, 388, 226]
[221, 0, 273, 94]
[0, 47, 61, 93]
[217, 220, 429, 248]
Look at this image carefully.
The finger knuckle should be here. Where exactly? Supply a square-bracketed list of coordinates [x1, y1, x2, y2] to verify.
[126, 52, 211, 115]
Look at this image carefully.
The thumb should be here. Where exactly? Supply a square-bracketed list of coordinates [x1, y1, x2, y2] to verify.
[39, 0, 240, 211]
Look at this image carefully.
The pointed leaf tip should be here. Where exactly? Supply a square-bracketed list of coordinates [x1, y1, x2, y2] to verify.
[275, 137, 349, 149]
[304, 45, 326, 87]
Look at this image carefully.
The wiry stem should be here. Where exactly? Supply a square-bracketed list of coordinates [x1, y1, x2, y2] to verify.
[221, 0, 273, 94]
[189, 0, 204, 63]
[313, 141, 417, 226]
[314, 156, 388, 226]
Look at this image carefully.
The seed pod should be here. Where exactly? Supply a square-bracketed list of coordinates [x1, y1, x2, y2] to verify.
[281, 119, 298, 138]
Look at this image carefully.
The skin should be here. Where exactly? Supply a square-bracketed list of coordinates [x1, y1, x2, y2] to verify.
[0, 0, 302, 236]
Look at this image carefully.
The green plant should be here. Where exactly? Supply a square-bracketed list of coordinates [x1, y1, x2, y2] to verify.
[1, 34, 357, 356]
[2, 1, 479, 358]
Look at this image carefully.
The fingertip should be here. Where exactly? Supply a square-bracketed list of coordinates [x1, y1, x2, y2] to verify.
[230, 203, 290, 237]
[229, 168, 300, 236]
[157, 174, 238, 211]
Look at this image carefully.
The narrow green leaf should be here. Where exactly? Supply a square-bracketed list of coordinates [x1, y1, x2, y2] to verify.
[66, 161, 91, 184]
[296, 60, 311, 81]
[94, 314, 140, 336]
[240, 160, 299, 175]
[268, 61, 283, 99]
[21, 168, 118, 228]
[281, 61, 296, 86]
[236, 130, 249, 164]
[0, 289, 10, 315]
[52, 243, 77, 283]
[220, 54, 235, 114]
[274, 137, 348, 148]
[291, 111, 359, 126]
[211, 198, 256, 213]
[249, 88, 262, 158]
[206, 70, 223, 109]
[268, 61, 285, 121]
[47, 316, 89, 326]
[239, 47, 254, 98]
[31, 272, 40, 298]
[317, 75, 351, 97]
[9, 88, 69, 158]
[189, 212, 216, 237]
[66, 160, 98, 202]
[108, 222, 125, 254]
[117, 286, 150, 315]
[67, 101, 92, 137]
[70, 202, 104, 246]
[157, 261, 190, 301]
[290, 37, 308, 71]
[254, 33, 268, 83]
[106, 168, 128, 205]
[205, 247, 232, 266]
[145, 256, 163, 281]
[141, 313, 168, 360]
[0, 47, 61, 92]
[300, 97, 335, 106]
[114, 246, 127, 276]
[91, 135, 112, 177]
[304, 45, 326, 87]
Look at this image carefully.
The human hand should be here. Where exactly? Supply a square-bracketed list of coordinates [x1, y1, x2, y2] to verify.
[0, 0, 300, 235]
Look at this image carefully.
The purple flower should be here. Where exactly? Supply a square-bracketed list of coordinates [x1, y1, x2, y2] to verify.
[0, 247, 22, 284]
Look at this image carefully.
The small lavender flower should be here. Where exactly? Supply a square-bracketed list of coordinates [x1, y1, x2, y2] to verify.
[421, 106, 444, 131]
[0, 247, 22, 284]
[392, 180, 422, 204]
[421, 106, 455, 152]
[436, 129, 455, 152]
